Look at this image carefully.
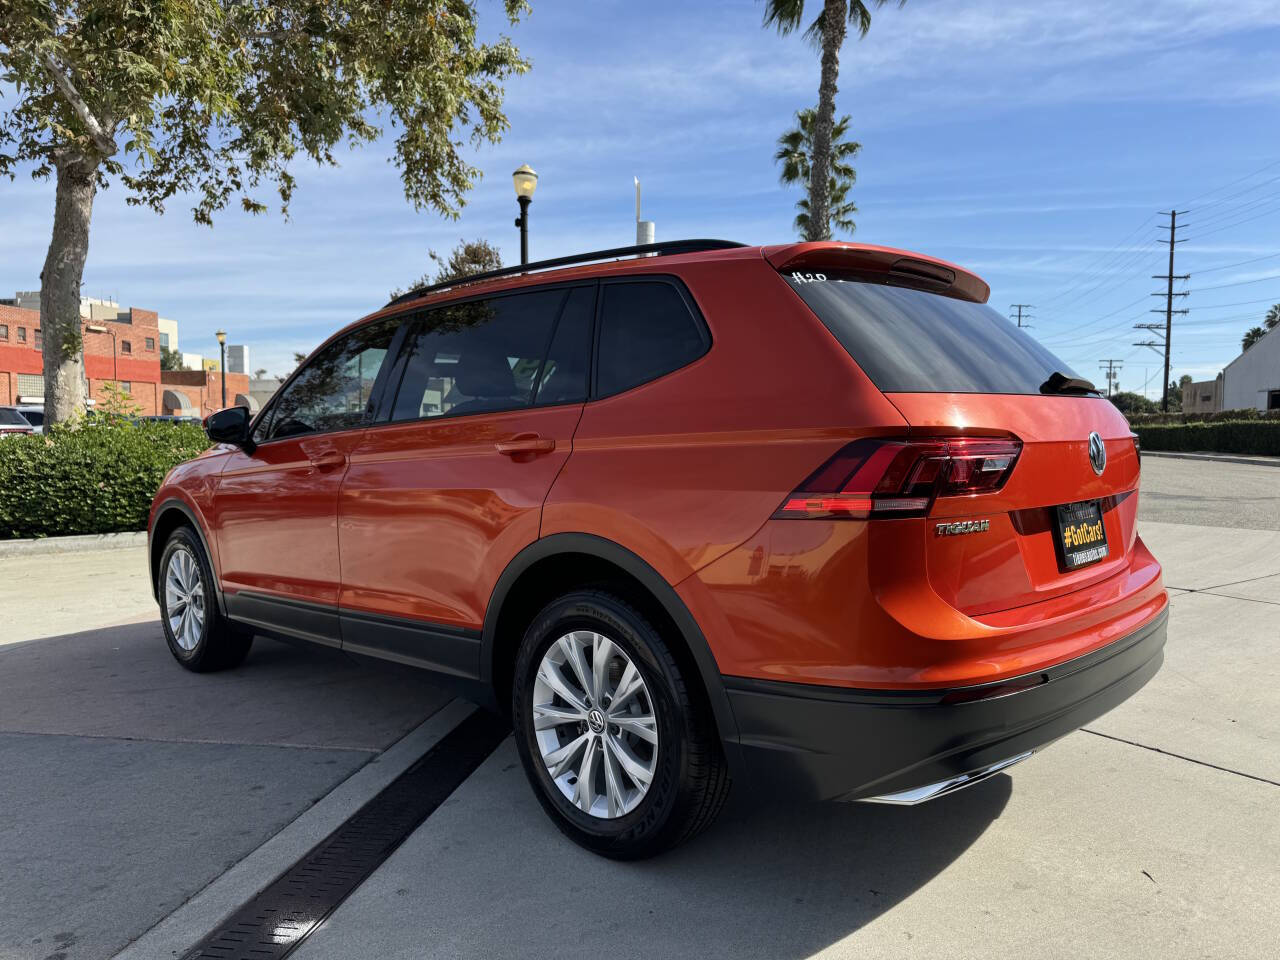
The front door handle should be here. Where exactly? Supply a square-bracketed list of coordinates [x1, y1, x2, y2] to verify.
[495, 434, 555, 456]
[310, 450, 347, 471]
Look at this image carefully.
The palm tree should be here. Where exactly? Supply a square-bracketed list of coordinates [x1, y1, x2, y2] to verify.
[763, 0, 905, 241]
[1242, 326, 1267, 351]
[1265, 303, 1280, 330]
[776, 109, 861, 237]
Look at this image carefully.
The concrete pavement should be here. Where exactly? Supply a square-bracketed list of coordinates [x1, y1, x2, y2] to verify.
[0, 456, 1276, 959]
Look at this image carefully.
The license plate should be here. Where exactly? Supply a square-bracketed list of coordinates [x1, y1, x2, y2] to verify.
[1054, 500, 1109, 570]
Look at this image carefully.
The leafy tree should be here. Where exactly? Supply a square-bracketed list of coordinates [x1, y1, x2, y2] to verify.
[1243, 326, 1268, 351]
[1265, 303, 1279, 330]
[253, 367, 267, 379]
[763, 0, 904, 240]
[0, 1, 531, 426]
[1109, 391, 1158, 416]
[1166, 380, 1183, 412]
[775, 108, 860, 237]
[160, 346, 184, 371]
[390, 237, 503, 299]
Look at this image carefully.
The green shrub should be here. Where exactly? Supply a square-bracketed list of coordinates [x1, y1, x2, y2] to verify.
[1128, 408, 1280, 426]
[0, 420, 210, 539]
[1134, 420, 1280, 456]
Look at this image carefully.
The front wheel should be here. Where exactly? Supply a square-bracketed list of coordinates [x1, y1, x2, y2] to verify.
[511, 590, 730, 859]
[158, 526, 253, 672]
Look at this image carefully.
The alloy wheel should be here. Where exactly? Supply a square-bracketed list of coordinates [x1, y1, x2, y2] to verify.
[532, 630, 659, 819]
[164, 547, 206, 652]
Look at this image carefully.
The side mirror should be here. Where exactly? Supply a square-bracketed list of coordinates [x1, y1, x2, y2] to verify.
[204, 406, 255, 453]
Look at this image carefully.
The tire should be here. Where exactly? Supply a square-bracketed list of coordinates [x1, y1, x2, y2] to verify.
[511, 590, 730, 859]
[158, 525, 253, 672]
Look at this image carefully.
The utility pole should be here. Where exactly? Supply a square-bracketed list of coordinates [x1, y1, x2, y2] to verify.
[1134, 210, 1189, 411]
[1098, 359, 1124, 397]
[1009, 303, 1033, 328]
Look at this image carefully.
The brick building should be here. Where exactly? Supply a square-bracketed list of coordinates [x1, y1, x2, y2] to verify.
[0, 301, 166, 414]
[159, 368, 253, 418]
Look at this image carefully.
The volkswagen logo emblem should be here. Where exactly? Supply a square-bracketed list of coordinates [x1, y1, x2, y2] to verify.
[586, 708, 606, 733]
[1088, 432, 1106, 475]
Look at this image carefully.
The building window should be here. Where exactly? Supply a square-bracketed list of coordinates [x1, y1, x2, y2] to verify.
[0, 324, 7, 340]
[16, 373, 43, 396]
[121, 340, 132, 355]
[34, 328, 42, 350]
[159, 332, 170, 349]
[1269, 390, 1280, 411]
[17, 327, 26, 343]
[145, 337, 155, 351]
[120, 381, 132, 394]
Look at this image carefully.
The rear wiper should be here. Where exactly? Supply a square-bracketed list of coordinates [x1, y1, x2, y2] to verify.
[1039, 371, 1100, 395]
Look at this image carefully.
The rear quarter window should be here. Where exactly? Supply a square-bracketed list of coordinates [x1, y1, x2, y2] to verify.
[783, 272, 1081, 395]
[596, 280, 707, 397]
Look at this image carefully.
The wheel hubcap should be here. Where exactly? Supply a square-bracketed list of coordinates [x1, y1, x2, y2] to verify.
[164, 547, 205, 652]
[532, 630, 658, 819]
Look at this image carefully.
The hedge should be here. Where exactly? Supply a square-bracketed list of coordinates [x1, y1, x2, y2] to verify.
[1134, 420, 1280, 457]
[0, 420, 210, 539]
[1128, 408, 1280, 426]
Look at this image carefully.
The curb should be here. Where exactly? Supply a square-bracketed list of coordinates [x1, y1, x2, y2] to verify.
[112, 700, 475, 960]
[0, 530, 147, 558]
[1143, 451, 1280, 468]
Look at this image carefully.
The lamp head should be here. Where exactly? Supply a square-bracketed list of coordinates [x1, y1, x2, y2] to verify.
[512, 164, 538, 200]
[215, 329, 227, 346]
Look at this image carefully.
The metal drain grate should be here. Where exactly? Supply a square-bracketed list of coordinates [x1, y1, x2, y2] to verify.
[181, 709, 510, 960]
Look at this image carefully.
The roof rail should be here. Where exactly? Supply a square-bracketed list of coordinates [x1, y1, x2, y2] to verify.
[385, 238, 747, 307]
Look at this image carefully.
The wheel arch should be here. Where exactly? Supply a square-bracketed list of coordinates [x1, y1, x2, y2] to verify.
[482, 533, 742, 772]
[149, 499, 227, 616]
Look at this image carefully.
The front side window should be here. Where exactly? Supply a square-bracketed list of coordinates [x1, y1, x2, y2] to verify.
[390, 288, 565, 421]
[596, 280, 707, 397]
[263, 320, 397, 441]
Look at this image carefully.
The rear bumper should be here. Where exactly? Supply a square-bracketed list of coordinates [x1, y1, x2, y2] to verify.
[724, 605, 1167, 802]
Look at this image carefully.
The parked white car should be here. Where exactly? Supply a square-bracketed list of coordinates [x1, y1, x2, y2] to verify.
[0, 406, 35, 436]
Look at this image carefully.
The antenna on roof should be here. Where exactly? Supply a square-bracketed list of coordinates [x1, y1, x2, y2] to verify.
[635, 177, 655, 251]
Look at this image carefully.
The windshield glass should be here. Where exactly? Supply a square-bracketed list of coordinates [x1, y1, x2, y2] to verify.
[0, 408, 31, 426]
[782, 272, 1083, 395]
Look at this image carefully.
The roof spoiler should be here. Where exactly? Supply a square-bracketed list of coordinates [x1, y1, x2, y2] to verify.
[762, 242, 990, 304]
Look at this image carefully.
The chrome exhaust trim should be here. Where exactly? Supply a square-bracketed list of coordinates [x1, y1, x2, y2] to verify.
[856, 750, 1034, 806]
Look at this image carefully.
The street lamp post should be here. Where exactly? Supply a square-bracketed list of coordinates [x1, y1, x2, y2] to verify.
[215, 329, 227, 408]
[512, 164, 538, 265]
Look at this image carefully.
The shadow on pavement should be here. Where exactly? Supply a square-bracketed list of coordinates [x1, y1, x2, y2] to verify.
[0, 621, 450, 751]
[295, 739, 1011, 960]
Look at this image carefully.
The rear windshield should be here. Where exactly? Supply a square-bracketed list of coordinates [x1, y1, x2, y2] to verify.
[783, 272, 1082, 395]
[0, 408, 30, 426]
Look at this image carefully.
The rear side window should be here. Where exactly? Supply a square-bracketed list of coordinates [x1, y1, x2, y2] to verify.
[534, 286, 594, 406]
[0, 408, 29, 426]
[783, 272, 1081, 395]
[390, 289, 563, 421]
[19, 409, 43, 427]
[596, 281, 707, 397]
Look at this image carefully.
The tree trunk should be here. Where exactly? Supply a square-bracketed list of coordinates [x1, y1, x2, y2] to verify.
[806, 0, 847, 242]
[41, 154, 98, 426]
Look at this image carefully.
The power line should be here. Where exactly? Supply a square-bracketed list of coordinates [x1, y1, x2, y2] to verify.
[1037, 217, 1158, 307]
[1183, 203, 1280, 242]
[1179, 157, 1280, 208]
[1190, 251, 1280, 277]
[1009, 303, 1033, 328]
[1192, 272, 1280, 293]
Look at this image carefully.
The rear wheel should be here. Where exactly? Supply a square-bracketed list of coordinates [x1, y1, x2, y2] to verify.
[158, 526, 253, 672]
[511, 590, 730, 859]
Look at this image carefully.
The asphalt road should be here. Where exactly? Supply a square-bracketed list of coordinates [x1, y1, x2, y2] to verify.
[1139, 454, 1280, 530]
[0, 455, 1276, 960]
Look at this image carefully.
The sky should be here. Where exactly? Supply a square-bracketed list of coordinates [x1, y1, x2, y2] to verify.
[2, 0, 1279, 394]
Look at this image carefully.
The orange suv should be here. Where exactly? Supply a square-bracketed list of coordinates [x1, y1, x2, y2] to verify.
[148, 240, 1167, 858]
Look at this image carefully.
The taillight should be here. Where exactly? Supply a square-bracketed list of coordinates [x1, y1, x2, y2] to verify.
[774, 437, 1022, 520]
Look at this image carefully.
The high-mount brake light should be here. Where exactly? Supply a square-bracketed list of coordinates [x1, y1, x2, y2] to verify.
[774, 437, 1022, 520]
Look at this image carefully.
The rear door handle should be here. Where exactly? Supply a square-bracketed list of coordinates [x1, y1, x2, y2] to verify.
[310, 450, 347, 471]
[495, 434, 555, 456]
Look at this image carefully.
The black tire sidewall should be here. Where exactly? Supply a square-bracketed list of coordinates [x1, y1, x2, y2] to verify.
[512, 591, 695, 853]
[158, 527, 219, 668]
